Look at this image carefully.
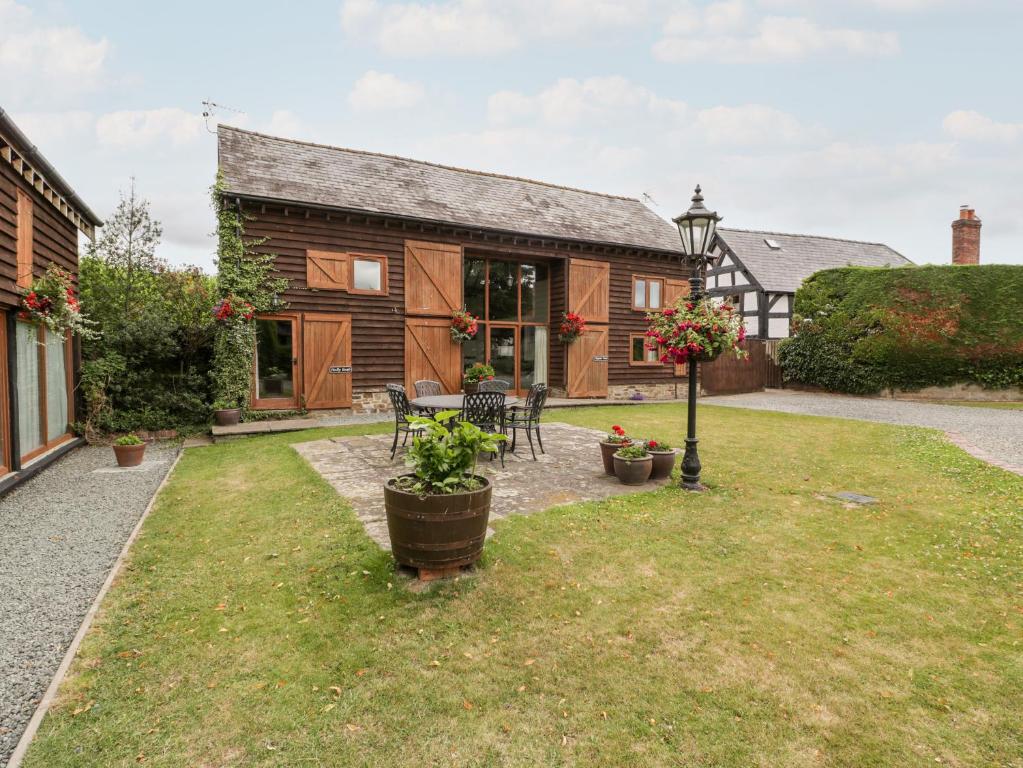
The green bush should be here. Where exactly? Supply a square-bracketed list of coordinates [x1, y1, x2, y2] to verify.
[779, 265, 1023, 394]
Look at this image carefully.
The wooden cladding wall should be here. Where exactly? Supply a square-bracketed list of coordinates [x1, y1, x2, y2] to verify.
[0, 161, 79, 309]
[238, 201, 692, 395]
[700, 339, 782, 395]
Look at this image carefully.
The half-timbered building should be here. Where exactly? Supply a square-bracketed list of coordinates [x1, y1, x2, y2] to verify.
[0, 108, 100, 491]
[706, 228, 910, 340]
[217, 126, 696, 412]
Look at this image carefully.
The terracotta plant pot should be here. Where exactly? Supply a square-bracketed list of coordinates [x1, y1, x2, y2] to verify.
[462, 381, 480, 394]
[613, 454, 653, 485]
[113, 443, 146, 468]
[384, 475, 492, 570]
[648, 449, 677, 480]
[214, 408, 242, 427]
[599, 440, 629, 475]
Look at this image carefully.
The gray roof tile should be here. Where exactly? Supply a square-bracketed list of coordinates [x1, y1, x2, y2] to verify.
[716, 228, 912, 294]
[218, 126, 683, 254]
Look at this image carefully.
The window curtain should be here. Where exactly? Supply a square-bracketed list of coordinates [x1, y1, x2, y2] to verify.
[16, 323, 42, 458]
[45, 329, 69, 441]
[534, 327, 548, 387]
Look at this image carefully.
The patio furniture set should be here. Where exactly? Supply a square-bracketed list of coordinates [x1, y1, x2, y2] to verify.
[385, 379, 549, 464]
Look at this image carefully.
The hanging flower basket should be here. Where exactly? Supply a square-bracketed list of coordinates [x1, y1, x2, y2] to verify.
[212, 294, 255, 324]
[19, 264, 95, 338]
[450, 308, 479, 344]
[558, 312, 586, 344]
[645, 298, 747, 366]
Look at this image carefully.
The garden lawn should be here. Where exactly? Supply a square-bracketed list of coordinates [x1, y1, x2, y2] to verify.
[22, 405, 1023, 768]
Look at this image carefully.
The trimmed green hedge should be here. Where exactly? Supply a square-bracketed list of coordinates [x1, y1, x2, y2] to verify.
[778, 265, 1023, 394]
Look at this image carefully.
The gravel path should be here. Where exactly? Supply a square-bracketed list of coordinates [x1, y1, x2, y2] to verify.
[0, 444, 178, 765]
[702, 390, 1023, 474]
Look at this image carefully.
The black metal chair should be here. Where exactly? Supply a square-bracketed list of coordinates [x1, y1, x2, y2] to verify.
[478, 378, 512, 393]
[414, 379, 443, 398]
[505, 384, 548, 460]
[461, 391, 507, 466]
[386, 384, 424, 460]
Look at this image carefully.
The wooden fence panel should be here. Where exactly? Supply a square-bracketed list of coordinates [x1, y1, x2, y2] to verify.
[701, 340, 783, 395]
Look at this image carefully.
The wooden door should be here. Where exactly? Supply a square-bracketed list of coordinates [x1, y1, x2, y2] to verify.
[404, 240, 462, 316]
[405, 317, 461, 394]
[302, 313, 352, 409]
[664, 279, 691, 377]
[568, 258, 610, 323]
[567, 327, 609, 397]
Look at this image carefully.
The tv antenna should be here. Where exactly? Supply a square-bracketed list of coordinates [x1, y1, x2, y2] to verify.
[641, 192, 660, 209]
[202, 100, 245, 133]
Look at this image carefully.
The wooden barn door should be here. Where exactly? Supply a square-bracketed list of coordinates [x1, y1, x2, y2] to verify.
[567, 326, 609, 398]
[405, 318, 461, 394]
[567, 258, 609, 397]
[302, 313, 352, 409]
[664, 278, 691, 377]
[405, 240, 462, 316]
[404, 240, 462, 392]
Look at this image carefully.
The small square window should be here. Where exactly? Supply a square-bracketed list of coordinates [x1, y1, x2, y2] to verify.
[349, 255, 387, 295]
[630, 334, 661, 366]
[632, 276, 665, 311]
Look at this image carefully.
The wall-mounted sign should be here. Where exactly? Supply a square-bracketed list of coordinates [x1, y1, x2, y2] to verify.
[329, 366, 353, 374]
[592, 355, 609, 362]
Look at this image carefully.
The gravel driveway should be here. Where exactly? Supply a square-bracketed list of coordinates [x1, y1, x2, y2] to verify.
[0, 444, 178, 765]
[703, 390, 1023, 474]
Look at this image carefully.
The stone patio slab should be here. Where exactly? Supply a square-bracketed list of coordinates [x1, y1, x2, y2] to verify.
[293, 422, 671, 550]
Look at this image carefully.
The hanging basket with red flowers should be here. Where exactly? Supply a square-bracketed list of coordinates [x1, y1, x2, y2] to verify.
[450, 308, 480, 344]
[558, 312, 586, 344]
[212, 294, 256, 324]
[645, 298, 747, 365]
[19, 264, 95, 339]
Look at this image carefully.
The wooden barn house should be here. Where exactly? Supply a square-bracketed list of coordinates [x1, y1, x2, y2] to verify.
[0, 108, 100, 490]
[707, 229, 910, 340]
[217, 126, 697, 412]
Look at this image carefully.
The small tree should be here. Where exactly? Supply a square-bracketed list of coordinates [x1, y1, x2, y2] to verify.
[210, 174, 288, 409]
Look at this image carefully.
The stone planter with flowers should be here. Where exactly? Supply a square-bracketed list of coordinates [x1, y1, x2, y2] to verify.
[613, 443, 653, 485]
[599, 424, 631, 474]
[462, 362, 496, 394]
[645, 439, 677, 480]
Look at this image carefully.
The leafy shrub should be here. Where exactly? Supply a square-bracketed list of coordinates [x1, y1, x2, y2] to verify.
[395, 410, 507, 495]
[779, 265, 1023, 394]
[114, 434, 144, 446]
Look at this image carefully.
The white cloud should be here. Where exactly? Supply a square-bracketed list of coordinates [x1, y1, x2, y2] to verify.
[349, 70, 426, 112]
[943, 110, 1022, 144]
[488, 76, 687, 128]
[339, 0, 647, 56]
[265, 109, 305, 137]
[0, 0, 110, 103]
[695, 104, 819, 145]
[655, 2, 900, 62]
[95, 108, 204, 149]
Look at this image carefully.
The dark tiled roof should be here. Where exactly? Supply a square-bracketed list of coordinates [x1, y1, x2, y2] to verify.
[717, 228, 912, 294]
[218, 125, 683, 254]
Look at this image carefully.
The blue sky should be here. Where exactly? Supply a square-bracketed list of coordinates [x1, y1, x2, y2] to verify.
[2, 0, 1021, 269]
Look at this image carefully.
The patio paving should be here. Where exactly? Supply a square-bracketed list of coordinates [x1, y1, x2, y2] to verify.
[293, 422, 671, 550]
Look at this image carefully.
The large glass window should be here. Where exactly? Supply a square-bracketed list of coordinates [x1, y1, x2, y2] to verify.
[255, 319, 295, 400]
[45, 329, 68, 441]
[463, 258, 550, 393]
[487, 261, 518, 321]
[16, 323, 42, 458]
[520, 263, 549, 323]
[351, 256, 386, 294]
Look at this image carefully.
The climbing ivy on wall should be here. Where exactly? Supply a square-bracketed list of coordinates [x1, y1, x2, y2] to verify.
[210, 174, 289, 409]
[778, 264, 1023, 395]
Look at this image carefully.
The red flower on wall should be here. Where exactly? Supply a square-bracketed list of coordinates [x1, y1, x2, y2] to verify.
[558, 312, 586, 344]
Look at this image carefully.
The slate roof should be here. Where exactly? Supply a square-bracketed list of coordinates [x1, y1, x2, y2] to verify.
[218, 125, 683, 254]
[716, 228, 911, 294]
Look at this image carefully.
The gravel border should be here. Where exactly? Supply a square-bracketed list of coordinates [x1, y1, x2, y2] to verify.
[702, 390, 1023, 474]
[0, 444, 178, 765]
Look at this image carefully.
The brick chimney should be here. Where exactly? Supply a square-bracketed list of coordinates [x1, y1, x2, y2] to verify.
[952, 205, 981, 265]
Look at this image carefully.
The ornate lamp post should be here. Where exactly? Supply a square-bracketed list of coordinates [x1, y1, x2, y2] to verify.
[672, 185, 722, 491]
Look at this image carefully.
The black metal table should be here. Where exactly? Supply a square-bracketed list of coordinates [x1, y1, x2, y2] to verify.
[410, 394, 521, 411]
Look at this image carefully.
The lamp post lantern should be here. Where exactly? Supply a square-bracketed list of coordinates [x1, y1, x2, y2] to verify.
[672, 185, 722, 491]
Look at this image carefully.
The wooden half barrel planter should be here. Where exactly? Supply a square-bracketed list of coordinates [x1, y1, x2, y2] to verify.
[384, 475, 493, 577]
[214, 408, 242, 427]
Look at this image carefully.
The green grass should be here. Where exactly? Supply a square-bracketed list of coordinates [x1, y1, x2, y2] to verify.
[912, 400, 1023, 411]
[23, 405, 1023, 767]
